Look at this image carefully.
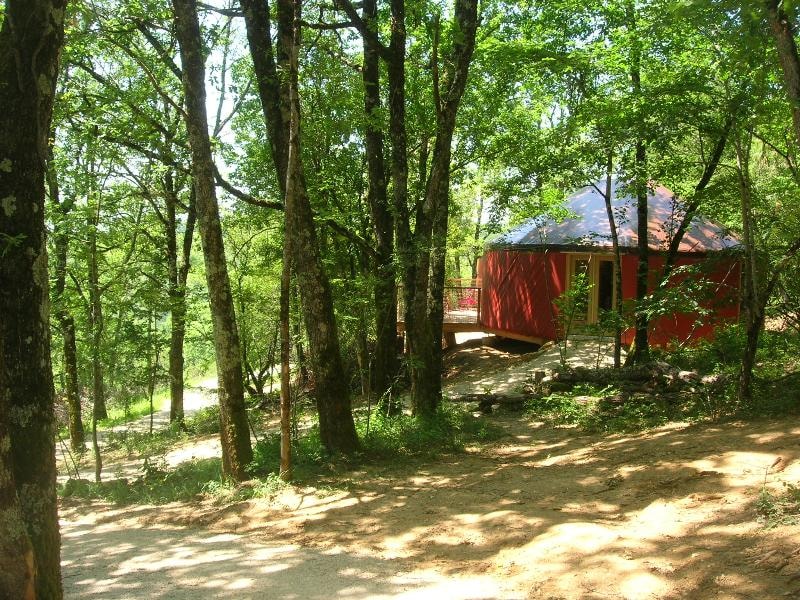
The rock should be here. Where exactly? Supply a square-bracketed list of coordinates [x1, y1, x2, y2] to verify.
[701, 373, 726, 386]
[678, 370, 701, 383]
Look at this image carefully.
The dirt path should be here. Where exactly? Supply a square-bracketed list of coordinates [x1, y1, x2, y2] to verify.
[59, 506, 511, 599]
[56, 377, 221, 482]
[59, 346, 800, 599]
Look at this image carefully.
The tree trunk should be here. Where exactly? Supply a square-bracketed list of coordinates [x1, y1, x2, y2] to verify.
[87, 197, 108, 420]
[240, 0, 358, 454]
[280, 224, 292, 480]
[165, 178, 195, 424]
[0, 1, 67, 596]
[735, 134, 761, 404]
[0, 411, 36, 600]
[281, 0, 359, 453]
[470, 192, 484, 279]
[48, 143, 85, 451]
[662, 117, 732, 279]
[387, 0, 416, 347]
[172, 0, 253, 479]
[765, 0, 800, 149]
[626, 1, 650, 365]
[407, 0, 479, 416]
[601, 153, 623, 368]
[361, 0, 399, 412]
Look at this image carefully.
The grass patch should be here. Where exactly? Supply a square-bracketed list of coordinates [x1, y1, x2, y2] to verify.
[250, 402, 503, 480]
[103, 425, 189, 458]
[97, 390, 169, 429]
[59, 458, 224, 505]
[526, 383, 687, 433]
[184, 405, 221, 435]
[756, 482, 800, 528]
[360, 402, 503, 457]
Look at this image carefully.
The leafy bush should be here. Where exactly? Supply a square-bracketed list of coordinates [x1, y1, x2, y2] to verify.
[526, 383, 679, 433]
[59, 458, 224, 505]
[249, 402, 503, 479]
[756, 482, 800, 528]
[185, 405, 221, 435]
[359, 403, 502, 458]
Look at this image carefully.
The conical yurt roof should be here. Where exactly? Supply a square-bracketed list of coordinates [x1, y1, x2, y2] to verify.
[488, 179, 739, 254]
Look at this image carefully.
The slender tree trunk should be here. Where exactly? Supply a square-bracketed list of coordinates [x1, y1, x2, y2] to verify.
[408, 0, 479, 416]
[240, 0, 358, 454]
[387, 0, 415, 346]
[0, 1, 67, 596]
[662, 117, 732, 279]
[281, 0, 359, 453]
[165, 179, 195, 424]
[172, 0, 253, 479]
[48, 145, 85, 451]
[87, 198, 107, 420]
[735, 135, 762, 403]
[601, 153, 623, 368]
[362, 0, 399, 412]
[626, 1, 650, 365]
[280, 225, 292, 480]
[470, 192, 484, 279]
[765, 0, 800, 149]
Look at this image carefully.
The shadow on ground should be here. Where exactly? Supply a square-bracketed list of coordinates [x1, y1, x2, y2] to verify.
[61, 415, 800, 599]
[61, 519, 512, 599]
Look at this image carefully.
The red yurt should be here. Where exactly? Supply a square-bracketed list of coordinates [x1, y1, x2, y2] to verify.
[477, 179, 741, 346]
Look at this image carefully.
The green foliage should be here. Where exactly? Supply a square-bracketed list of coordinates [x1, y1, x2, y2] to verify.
[527, 383, 690, 433]
[553, 271, 592, 364]
[249, 403, 503, 480]
[664, 326, 800, 416]
[202, 473, 290, 504]
[59, 458, 224, 505]
[359, 404, 502, 458]
[103, 425, 186, 457]
[96, 391, 168, 429]
[184, 405, 221, 435]
[756, 482, 800, 528]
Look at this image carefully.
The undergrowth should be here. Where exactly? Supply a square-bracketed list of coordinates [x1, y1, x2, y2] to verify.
[60, 402, 500, 505]
[60, 458, 224, 505]
[756, 482, 800, 528]
[525, 383, 679, 433]
[249, 402, 502, 480]
[528, 326, 800, 434]
[664, 325, 800, 418]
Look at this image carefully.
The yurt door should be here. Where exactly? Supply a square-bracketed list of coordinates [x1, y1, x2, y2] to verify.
[567, 254, 617, 325]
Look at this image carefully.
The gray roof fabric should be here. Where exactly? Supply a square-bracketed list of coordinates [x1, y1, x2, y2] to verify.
[488, 179, 740, 253]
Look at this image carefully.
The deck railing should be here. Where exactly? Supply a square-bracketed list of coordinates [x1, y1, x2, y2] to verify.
[397, 283, 482, 326]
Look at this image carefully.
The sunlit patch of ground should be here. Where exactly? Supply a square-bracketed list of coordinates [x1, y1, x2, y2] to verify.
[60, 346, 800, 598]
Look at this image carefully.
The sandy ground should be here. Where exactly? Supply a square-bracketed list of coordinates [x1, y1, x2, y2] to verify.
[59, 343, 800, 599]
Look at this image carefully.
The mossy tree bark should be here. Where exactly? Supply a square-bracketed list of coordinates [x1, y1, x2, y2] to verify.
[0, 0, 67, 597]
[172, 0, 253, 479]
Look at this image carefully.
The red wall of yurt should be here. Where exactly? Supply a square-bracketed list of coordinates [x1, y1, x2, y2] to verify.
[622, 254, 740, 346]
[479, 250, 566, 342]
[479, 250, 740, 347]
